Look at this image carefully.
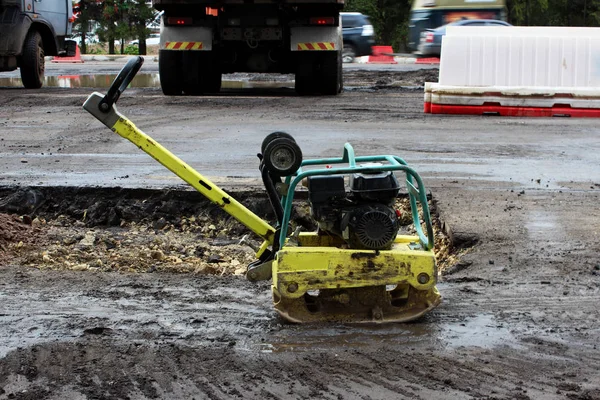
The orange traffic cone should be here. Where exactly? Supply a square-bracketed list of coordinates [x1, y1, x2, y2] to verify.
[367, 46, 397, 64]
[52, 45, 84, 63]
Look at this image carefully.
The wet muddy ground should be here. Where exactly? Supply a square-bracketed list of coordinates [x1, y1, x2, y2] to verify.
[1, 65, 600, 399]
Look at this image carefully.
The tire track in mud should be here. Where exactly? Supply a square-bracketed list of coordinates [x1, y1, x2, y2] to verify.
[1, 265, 598, 400]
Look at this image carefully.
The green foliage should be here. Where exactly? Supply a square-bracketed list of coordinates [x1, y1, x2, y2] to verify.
[506, 0, 600, 26]
[72, 0, 103, 53]
[74, 0, 157, 55]
[345, 0, 412, 51]
[123, 44, 140, 55]
[83, 45, 105, 55]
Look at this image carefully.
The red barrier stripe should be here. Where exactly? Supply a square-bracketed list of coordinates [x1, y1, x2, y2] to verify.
[416, 58, 440, 64]
[429, 104, 600, 118]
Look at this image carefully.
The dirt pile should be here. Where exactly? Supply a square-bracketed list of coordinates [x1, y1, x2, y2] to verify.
[18, 215, 257, 275]
[0, 213, 39, 257]
[0, 186, 465, 277]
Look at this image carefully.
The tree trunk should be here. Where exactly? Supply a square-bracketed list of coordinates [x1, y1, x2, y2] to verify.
[139, 37, 147, 56]
[81, 31, 87, 54]
[120, 39, 125, 54]
[108, 37, 115, 54]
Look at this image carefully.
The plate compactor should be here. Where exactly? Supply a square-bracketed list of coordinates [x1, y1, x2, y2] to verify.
[83, 57, 441, 323]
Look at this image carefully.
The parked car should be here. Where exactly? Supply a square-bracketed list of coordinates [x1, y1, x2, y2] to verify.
[70, 34, 99, 46]
[418, 19, 512, 57]
[129, 34, 160, 46]
[341, 12, 375, 63]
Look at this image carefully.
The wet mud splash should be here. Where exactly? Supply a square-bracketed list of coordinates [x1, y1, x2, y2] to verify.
[0, 186, 468, 275]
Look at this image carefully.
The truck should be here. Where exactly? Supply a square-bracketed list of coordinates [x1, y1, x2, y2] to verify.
[152, 0, 344, 96]
[0, 0, 75, 88]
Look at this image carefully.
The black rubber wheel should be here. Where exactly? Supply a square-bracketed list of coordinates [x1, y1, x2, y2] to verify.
[159, 50, 183, 95]
[295, 61, 315, 95]
[296, 51, 342, 95]
[320, 51, 342, 95]
[204, 69, 222, 94]
[261, 131, 296, 154]
[182, 52, 222, 95]
[295, 75, 312, 95]
[20, 30, 44, 89]
[263, 138, 303, 177]
[337, 48, 344, 94]
[185, 70, 222, 95]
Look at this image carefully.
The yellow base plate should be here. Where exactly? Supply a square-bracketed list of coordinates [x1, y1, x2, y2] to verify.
[271, 233, 441, 323]
[273, 285, 441, 324]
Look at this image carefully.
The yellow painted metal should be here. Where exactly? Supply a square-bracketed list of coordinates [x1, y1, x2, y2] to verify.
[256, 239, 271, 259]
[272, 285, 441, 324]
[295, 233, 426, 247]
[110, 118, 276, 244]
[272, 234, 437, 299]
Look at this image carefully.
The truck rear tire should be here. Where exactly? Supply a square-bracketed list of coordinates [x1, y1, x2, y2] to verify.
[295, 61, 316, 95]
[20, 31, 44, 89]
[182, 52, 221, 95]
[320, 51, 342, 95]
[295, 52, 342, 95]
[159, 50, 183, 96]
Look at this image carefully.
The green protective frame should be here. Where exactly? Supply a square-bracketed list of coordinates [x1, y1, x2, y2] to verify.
[278, 143, 434, 250]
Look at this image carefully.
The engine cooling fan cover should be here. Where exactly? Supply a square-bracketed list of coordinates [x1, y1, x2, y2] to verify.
[343, 204, 400, 250]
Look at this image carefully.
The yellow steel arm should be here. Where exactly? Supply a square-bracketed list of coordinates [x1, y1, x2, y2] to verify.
[83, 92, 276, 247]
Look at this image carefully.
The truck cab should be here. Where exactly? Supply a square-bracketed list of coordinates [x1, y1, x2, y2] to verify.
[0, 0, 75, 88]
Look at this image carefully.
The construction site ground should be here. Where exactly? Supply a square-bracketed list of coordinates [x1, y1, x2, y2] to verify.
[0, 60, 599, 400]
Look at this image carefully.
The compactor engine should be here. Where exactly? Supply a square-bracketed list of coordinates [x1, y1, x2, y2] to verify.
[307, 169, 401, 250]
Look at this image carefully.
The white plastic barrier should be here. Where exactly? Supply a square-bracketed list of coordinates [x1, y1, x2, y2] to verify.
[427, 26, 600, 117]
[426, 83, 600, 107]
[439, 26, 600, 87]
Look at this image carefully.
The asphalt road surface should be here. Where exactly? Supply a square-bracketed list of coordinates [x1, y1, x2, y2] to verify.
[0, 61, 599, 400]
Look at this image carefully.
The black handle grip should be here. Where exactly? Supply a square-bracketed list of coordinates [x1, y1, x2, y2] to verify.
[98, 56, 144, 113]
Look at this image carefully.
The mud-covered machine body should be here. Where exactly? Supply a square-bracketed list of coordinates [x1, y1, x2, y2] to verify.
[83, 58, 441, 323]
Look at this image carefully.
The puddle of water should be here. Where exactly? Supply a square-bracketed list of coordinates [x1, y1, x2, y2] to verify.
[0, 73, 293, 89]
[249, 314, 518, 354]
[441, 314, 514, 349]
[251, 323, 434, 353]
[525, 210, 564, 243]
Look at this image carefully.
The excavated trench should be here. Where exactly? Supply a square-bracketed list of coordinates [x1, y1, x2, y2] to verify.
[0, 185, 472, 278]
